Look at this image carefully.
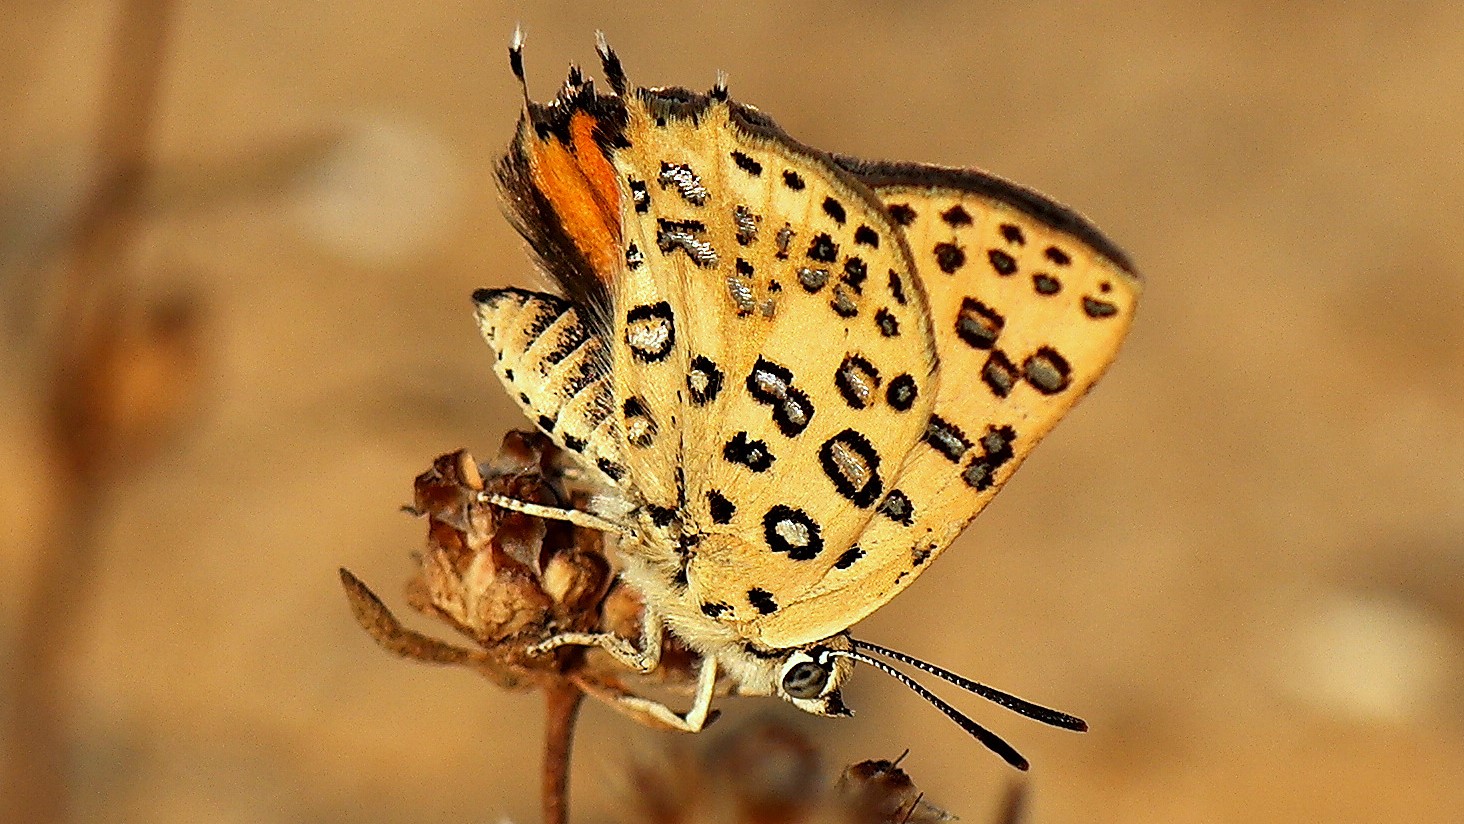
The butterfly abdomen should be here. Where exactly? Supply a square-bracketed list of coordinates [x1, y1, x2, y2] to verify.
[473, 288, 628, 484]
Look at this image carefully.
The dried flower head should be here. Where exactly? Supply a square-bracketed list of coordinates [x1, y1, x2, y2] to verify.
[340, 430, 702, 713]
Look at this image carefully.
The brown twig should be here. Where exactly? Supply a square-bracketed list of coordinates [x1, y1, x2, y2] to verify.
[343, 438, 707, 824]
[542, 684, 585, 824]
[3, 1, 182, 822]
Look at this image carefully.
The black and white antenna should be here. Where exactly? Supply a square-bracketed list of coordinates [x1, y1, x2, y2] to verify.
[831, 639, 1086, 770]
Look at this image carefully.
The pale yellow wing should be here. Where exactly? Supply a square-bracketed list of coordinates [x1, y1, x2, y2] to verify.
[754, 160, 1141, 647]
[490, 68, 943, 640]
[603, 94, 941, 631]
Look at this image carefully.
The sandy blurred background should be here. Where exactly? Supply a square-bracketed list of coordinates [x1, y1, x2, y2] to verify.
[3, 2, 1463, 822]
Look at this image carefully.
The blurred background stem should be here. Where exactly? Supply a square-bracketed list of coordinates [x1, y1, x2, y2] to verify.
[3, 1, 179, 821]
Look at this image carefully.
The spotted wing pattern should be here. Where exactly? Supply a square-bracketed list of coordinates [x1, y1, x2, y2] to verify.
[603, 94, 941, 632]
[489, 71, 943, 638]
[752, 160, 1141, 647]
[482, 48, 1139, 653]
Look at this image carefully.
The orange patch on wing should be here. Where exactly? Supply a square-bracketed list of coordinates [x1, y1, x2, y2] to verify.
[524, 115, 623, 282]
[569, 112, 622, 221]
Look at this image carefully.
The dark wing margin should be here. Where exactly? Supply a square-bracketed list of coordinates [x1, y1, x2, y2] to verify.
[832, 154, 1139, 277]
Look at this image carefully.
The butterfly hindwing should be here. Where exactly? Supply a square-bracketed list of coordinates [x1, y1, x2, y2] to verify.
[753, 161, 1141, 647]
[473, 288, 625, 485]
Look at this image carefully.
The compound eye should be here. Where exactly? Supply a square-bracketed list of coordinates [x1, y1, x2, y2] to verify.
[781, 660, 830, 699]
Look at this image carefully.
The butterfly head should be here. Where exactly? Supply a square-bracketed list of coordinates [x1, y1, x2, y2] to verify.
[772, 636, 856, 717]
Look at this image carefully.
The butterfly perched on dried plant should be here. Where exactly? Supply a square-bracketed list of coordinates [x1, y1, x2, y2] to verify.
[473, 32, 1141, 769]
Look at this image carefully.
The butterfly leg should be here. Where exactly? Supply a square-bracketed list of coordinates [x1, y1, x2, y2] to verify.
[528, 601, 665, 673]
[605, 655, 720, 732]
[482, 493, 628, 534]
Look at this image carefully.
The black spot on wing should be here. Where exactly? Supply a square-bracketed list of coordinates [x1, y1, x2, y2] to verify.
[724, 432, 775, 472]
[775, 224, 795, 259]
[658, 161, 709, 205]
[942, 204, 973, 226]
[956, 297, 1004, 350]
[733, 204, 761, 245]
[808, 233, 839, 263]
[834, 354, 881, 409]
[887, 270, 907, 305]
[1083, 296, 1119, 318]
[924, 415, 971, 462]
[628, 178, 650, 213]
[1023, 347, 1072, 394]
[842, 257, 868, 293]
[748, 588, 778, 614]
[962, 425, 1017, 491]
[934, 243, 965, 274]
[886, 374, 918, 411]
[656, 218, 718, 268]
[646, 504, 677, 527]
[987, 248, 1018, 276]
[823, 196, 847, 224]
[982, 349, 1018, 397]
[731, 150, 763, 175]
[877, 490, 914, 525]
[818, 429, 883, 508]
[798, 267, 829, 293]
[875, 307, 899, 337]
[687, 355, 725, 405]
[746, 357, 814, 437]
[707, 490, 735, 524]
[596, 457, 626, 482]
[855, 225, 880, 247]
[625, 302, 675, 363]
[830, 283, 859, 318]
[763, 504, 823, 561]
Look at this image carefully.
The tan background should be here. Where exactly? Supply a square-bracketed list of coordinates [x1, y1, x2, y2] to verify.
[3, 2, 1463, 822]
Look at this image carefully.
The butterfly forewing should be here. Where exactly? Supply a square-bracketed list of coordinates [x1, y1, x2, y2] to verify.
[603, 95, 940, 632]
[485, 51, 1138, 658]
[754, 167, 1140, 647]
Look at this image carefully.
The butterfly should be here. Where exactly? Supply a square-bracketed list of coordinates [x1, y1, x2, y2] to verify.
[473, 32, 1141, 770]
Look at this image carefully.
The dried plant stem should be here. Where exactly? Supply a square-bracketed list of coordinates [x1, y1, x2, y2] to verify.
[542, 684, 585, 824]
[65, 0, 175, 308]
[2, 1, 176, 822]
[4, 504, 105, 824]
